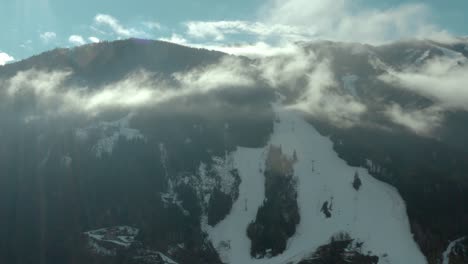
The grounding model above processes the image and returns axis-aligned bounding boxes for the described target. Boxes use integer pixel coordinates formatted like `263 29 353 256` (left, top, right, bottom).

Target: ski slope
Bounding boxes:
206 99 427 264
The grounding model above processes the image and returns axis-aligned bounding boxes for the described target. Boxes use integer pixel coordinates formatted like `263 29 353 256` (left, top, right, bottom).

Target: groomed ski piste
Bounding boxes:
205 95 427 264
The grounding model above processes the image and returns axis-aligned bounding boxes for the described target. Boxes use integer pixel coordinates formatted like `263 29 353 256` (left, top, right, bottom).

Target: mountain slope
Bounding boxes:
0 38 467 264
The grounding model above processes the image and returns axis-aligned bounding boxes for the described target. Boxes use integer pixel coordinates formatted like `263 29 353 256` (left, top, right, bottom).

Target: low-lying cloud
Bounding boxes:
254 47 367 127
291 60 367 127
2 56 258 117
384 104 443 136
174 57 255 91
2 47 368 128
380 57 468 111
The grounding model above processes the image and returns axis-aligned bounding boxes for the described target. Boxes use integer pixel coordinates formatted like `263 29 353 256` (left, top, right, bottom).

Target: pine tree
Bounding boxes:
353 171 362 191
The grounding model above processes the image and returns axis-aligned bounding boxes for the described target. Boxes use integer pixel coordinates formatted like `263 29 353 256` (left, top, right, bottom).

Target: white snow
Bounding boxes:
85 226 139 256
204 146 266 264
88 239 115 256
442 237 466 264
92 114 145 157
369 54 392 72
341 74 359 97
415 50 430 64
133 249 179 264
212 154 238 195
85 226 139 248
206 97 427 264
181 153 238 216
76 114 145 158
159 252 179 264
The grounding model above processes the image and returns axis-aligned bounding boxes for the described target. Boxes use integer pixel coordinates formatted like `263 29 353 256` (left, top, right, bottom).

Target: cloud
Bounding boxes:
242 46 367 127
6 69 71 97
20 40 33 50
261 0 452 44
185 20 302 41
81 72 161 112
189 41 301 58
3 57 257 116
257 46 313 87
159 34 187 45
40 31 57 43
94 14 148 38
291 59 367 127
69 35 86 46
384 103 443 136
183 0 454 46
173 57 255 91
1 45 368 129
379 56 468 111
4 69 160 115
143 21 161 30
0 52 14 66
88 36 100 43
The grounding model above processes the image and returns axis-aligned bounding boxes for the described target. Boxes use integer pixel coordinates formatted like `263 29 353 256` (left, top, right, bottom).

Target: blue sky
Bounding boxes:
1 0 467 64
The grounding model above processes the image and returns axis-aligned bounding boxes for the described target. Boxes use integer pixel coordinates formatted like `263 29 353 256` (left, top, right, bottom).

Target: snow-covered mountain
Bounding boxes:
0 38 467 264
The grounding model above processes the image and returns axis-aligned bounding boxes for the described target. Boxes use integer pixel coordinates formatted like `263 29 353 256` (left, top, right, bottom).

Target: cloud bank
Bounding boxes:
380 57 468 111
1 56 257 117
292 60 367 127
384 104 443 135
1 49 365 128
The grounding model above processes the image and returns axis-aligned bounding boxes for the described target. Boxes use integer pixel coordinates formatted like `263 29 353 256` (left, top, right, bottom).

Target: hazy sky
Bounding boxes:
0 0 467 64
